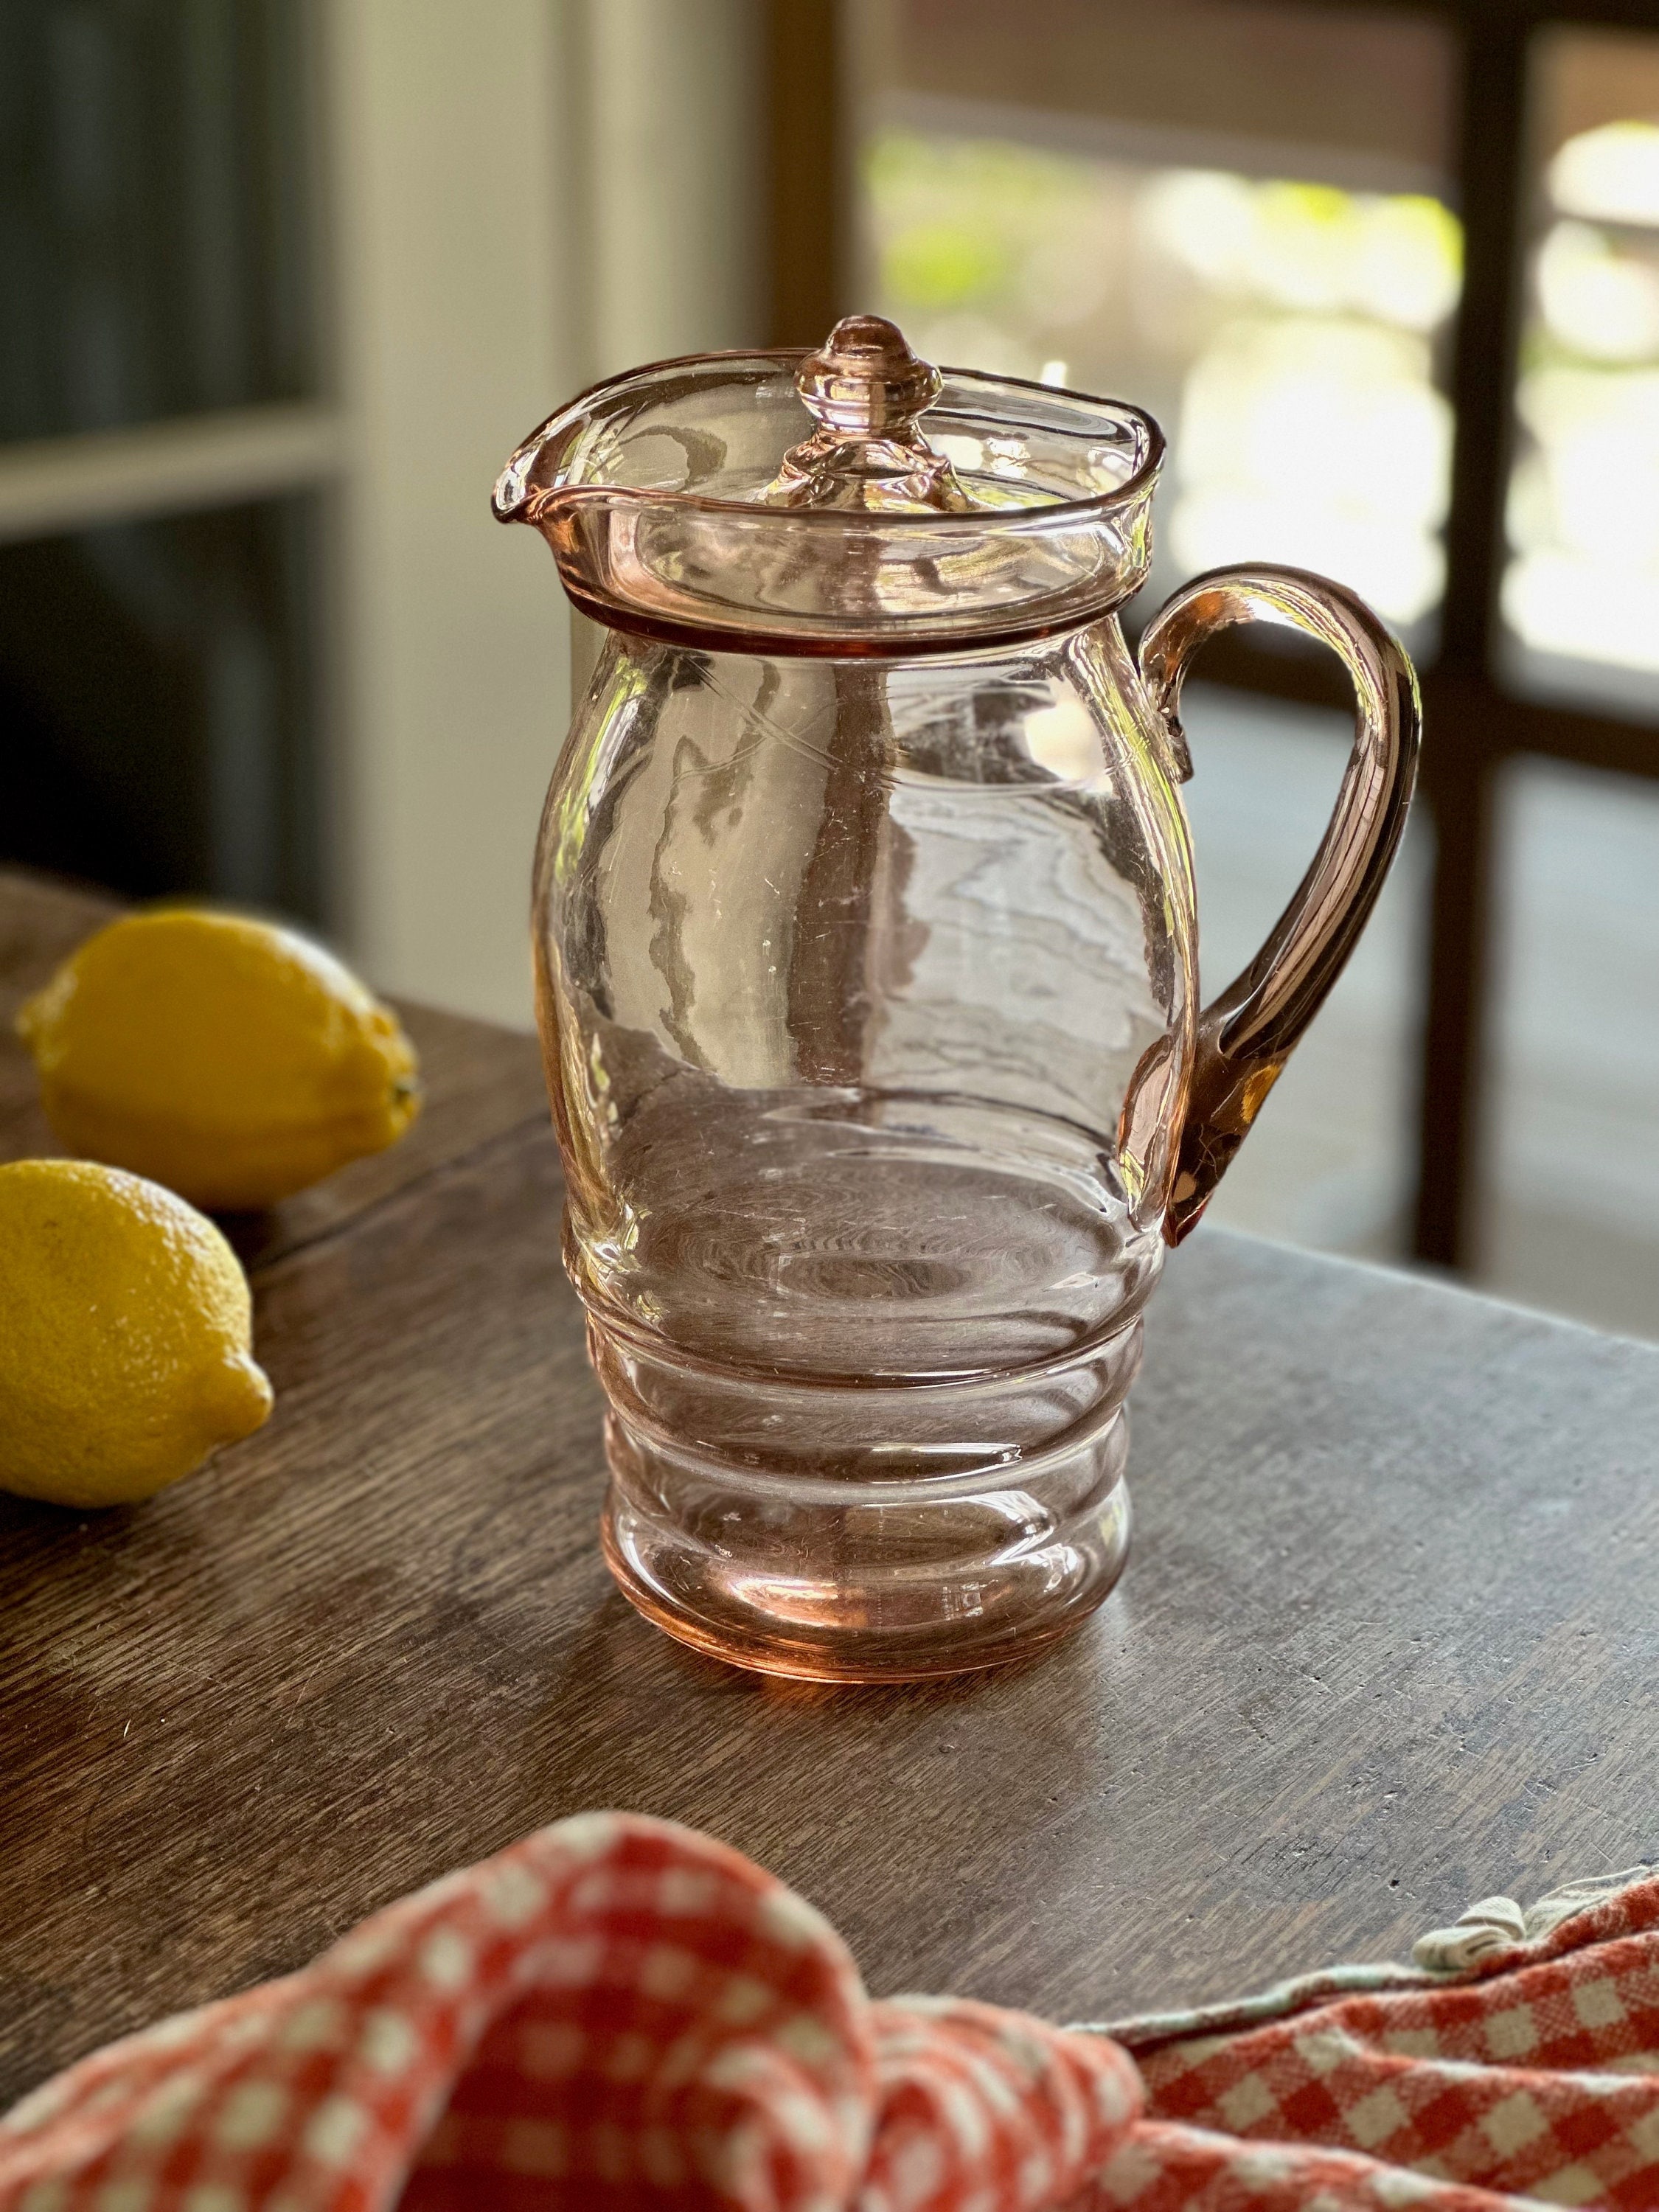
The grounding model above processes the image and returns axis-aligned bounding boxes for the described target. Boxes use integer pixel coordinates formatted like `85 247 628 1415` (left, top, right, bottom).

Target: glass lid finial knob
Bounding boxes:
765 314 973 512
794 314 942 437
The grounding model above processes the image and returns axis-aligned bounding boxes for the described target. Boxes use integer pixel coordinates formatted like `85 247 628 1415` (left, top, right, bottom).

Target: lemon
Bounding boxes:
17 909 420 1211
0 1160 273 1507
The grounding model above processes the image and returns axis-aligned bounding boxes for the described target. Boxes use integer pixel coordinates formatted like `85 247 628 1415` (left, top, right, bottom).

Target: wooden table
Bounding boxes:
4 866 1658 2108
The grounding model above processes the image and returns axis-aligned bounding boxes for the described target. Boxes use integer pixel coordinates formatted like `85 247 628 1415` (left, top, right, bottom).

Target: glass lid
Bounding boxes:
493 315 1165 656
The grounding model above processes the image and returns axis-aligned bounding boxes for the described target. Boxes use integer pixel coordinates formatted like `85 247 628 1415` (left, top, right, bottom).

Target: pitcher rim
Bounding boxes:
492 345 1166 532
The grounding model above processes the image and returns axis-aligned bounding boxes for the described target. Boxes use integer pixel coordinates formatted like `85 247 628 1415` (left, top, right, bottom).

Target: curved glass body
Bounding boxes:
505 324 1420 1680
535 620 1190 1675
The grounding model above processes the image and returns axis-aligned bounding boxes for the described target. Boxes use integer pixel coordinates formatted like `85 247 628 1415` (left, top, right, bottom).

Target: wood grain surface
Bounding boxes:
3 868 1658 2107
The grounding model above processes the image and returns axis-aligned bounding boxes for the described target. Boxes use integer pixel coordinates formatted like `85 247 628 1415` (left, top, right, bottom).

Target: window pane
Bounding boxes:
0 497 321 919
1485 759 1659 1340
1180 683 1428 1259
0 0 316 442
850 0 1460 638
1503 27 1659 712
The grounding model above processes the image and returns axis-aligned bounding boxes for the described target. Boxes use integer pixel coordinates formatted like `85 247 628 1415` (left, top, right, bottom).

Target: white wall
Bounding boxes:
325 0 765 1027
586 0 766 379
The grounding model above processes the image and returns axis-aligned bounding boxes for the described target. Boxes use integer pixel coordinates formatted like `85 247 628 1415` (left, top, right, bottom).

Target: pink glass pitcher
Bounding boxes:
495 316 1419 1682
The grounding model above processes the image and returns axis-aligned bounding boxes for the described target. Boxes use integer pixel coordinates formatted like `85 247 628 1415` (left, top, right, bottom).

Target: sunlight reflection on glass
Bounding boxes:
1024 695 1102 781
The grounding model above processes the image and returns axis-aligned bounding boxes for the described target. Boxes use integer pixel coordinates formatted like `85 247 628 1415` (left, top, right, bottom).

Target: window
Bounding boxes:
1488 758 1659 1338
1503 27 1659 712
0 0 327 917
0 1 585 1023
858 129 1460 637
0 498 319 910
849 0 1459 633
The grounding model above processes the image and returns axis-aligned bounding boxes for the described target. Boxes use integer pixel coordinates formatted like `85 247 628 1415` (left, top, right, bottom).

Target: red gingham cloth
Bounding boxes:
2 1812 1656 2211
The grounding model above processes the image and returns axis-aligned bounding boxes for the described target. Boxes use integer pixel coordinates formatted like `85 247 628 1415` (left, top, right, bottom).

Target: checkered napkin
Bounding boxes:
1 1814 1655 2211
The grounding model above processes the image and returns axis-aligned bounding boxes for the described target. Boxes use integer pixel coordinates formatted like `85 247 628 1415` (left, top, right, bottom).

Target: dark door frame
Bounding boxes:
765 0 1659 1273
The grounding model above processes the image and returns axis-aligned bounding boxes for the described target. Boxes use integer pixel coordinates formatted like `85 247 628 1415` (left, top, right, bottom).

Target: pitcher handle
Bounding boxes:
1138 563 1422 1245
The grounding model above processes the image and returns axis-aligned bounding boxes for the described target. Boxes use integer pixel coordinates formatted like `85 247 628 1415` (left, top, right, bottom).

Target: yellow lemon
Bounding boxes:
17 909 420 1211
0 1160 273 1507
